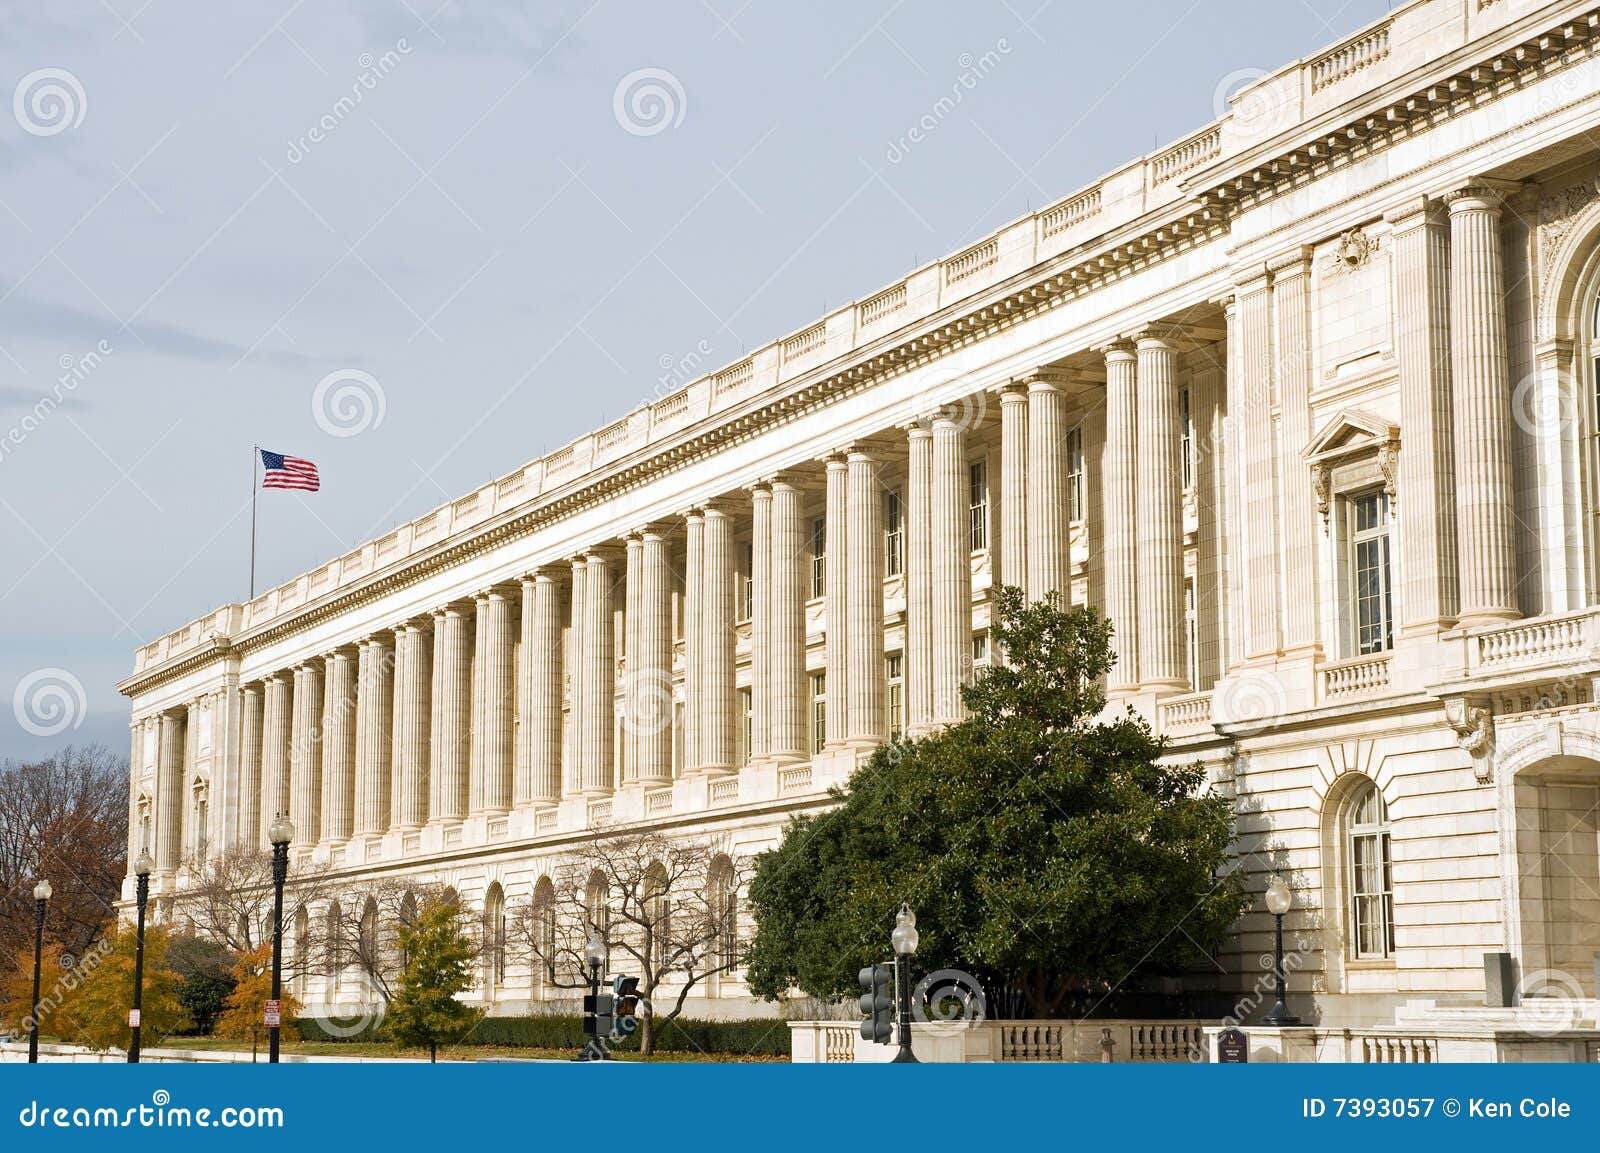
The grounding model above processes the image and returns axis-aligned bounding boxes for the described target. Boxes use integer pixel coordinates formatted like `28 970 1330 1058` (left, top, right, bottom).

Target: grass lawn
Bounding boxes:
156 1036 786 1063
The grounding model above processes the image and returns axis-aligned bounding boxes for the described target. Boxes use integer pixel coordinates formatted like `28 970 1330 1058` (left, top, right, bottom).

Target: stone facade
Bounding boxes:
121 0 1600 1026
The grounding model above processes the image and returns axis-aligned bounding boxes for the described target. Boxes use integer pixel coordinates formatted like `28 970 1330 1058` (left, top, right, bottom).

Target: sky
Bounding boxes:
0 0 1396 762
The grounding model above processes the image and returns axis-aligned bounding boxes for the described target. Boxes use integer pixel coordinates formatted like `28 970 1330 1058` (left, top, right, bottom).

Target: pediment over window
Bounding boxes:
1303 409 1398 526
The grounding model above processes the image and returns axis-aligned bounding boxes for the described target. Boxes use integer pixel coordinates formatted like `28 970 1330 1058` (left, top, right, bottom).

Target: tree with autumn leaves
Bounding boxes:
384 894 481 1062
214 943 301 1062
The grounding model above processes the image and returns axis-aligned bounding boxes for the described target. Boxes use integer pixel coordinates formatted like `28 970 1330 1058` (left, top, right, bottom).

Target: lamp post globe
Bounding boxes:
582 933 606 972
1262 876 1301 1027
28 878 52 1063
129 851 154 1063
267 814 294 1064
890 903 920 1064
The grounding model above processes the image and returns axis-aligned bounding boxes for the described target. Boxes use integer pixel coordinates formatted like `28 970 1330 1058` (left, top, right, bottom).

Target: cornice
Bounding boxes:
122 3 1600 701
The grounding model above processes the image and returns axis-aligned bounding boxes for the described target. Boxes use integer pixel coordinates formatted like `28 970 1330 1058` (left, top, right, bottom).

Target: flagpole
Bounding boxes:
249 445 259 601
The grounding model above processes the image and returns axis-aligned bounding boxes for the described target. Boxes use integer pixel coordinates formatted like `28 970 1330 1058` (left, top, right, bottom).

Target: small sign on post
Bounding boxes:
264 1000 282 1029
1215 1027 1249 1064
127 1008 141 1028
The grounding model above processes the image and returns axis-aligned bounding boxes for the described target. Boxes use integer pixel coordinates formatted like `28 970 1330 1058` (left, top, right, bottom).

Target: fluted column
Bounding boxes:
521 572 565 803
1102 340 1139 691
237 684 263 851
1234 269 1281 659
566 558 588 796
354 635 394 836
636 529 675 782
768 476 808 761
680 519 701 772
1270 250 1319 654
701 506 736 774
750 485 773 763
289 662 323 839
320 648 357 844
1447 184 1520 625
932 411 971 725
432 607 470 822
824 454 850 746
583 551 618 793
1388 197 1460 634
999 384 1028 592
155 708 187 874
903 426 933 733
468 594 489 812
474 588 515 814
846 449 886 745
390 622 432 830
622 535 644 782
261 675 292 844
1135 330 1186 690
1026 373 1071 600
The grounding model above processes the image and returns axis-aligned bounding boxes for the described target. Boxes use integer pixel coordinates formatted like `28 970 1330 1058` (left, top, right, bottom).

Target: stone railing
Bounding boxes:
1321 652 1392 701
1357 1033 1436 1063
857 283 907 327
793 1019 1211 1063
944 237 999 284
1158 691 1214 738
714 358 755 395
1150 126 1221 186
1039 186 1102 238
778 765 813 794
1475 612 1590 670
1311 21 1391 92
781 323 826 363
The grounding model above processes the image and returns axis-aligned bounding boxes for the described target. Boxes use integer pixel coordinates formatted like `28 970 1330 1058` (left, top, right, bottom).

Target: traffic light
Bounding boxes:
583 990 614 1038
612 975 641 1019
858 964 894 1044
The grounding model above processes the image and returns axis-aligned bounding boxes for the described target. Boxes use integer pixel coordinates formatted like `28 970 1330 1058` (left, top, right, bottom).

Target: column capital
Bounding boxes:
844 443 880 462
1133 323 1185 350
1096 337 1137 362
1442 178 1526 214
1383 194 1447 232
1008 367 1073 392
763 469 810 490
995 380 1030 404
1264 245 1313 280
584 544 626 564
902 419 934 440
1228 261 1271 295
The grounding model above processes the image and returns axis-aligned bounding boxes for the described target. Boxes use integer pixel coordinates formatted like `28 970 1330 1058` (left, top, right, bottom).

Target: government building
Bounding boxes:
120 0 1600 1039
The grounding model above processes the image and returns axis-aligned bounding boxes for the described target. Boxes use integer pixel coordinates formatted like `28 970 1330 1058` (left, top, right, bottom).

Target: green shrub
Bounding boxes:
290 1013 789 1056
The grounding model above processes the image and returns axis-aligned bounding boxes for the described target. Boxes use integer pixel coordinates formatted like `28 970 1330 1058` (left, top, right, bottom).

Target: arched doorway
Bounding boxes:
1512 754 1600 997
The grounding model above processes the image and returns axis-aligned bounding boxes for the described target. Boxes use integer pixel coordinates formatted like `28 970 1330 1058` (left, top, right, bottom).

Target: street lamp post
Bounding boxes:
129 851 153 1064
890 903 920 1064
267 815 295 1065
1262 876 1301 1027
577 933 607 1062
28 878 52 1063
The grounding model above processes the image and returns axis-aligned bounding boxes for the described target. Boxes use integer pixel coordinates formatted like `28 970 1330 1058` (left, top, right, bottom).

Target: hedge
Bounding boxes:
292 1014 790 1057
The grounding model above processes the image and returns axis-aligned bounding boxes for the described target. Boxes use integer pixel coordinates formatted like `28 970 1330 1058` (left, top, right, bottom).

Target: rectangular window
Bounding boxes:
672 702 684 778
810 673 827 754
1184 579 1198 690
1066 426 1084 523
810 517 827 599
739 542 754 621
971 632 989 669
886 654 904 740
1179 386 1194 490
739 688 753 766
968 460 989 552
1350 491 1394 656
884 489 904 577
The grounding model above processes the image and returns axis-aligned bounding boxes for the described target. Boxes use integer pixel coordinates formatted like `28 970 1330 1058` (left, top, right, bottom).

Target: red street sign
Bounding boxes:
264 999 282 1028
127 1009 141 1028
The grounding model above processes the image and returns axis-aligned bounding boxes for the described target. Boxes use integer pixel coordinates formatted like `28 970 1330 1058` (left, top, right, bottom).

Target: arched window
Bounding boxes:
359 896 379 973
397 892 417 969
325 901 343 985
483 883 506 996
1343 781 1394 960
293 907 311 996
531 876 556 996
584 869 610 966
708 854 738 972
644 863 670 971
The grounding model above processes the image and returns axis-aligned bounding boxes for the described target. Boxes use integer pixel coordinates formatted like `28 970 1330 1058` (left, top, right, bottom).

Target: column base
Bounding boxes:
1456 608 1521 630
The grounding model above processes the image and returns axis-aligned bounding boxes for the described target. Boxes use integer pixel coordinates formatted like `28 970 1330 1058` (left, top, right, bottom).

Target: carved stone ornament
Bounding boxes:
1326 227 1378 274
1536 177 1600 263
1442 696 1494 784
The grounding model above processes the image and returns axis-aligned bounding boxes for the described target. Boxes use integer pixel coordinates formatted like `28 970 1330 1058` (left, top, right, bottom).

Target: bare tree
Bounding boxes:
509 828 748 1056
0 746 128 971
325 877 459 1007
167 849 332 984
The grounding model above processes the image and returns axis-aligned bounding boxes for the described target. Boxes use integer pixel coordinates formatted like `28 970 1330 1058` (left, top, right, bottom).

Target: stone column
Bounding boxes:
1083 394 1107 615
824 453 850 746
750 484 773 762
622 534 644 783
1234 269 1281 660
432 607 471 822
289 662 323 839
1270 250 1319 655
1387 197 1460 634
566 558 588 795
846 448 885 745
1026 373 1071 600
354 635 394 836
636 529 675 782
768 476 808 762
1102 340 1140 691
521 572 565 804
475 588 516 814
261 675 292 843
1135 329 1186 690
701 505 736 774
903 425 933 733
468 594 489 813
391 622 432 830
321 648 357 844
1191 364 1226 688
932 411 971 724
237 684 263 851
999 384 1028 593
583 551 618 793
681 517 701 771
155 708 187 874
424 614 443 820
1447 184 1520 625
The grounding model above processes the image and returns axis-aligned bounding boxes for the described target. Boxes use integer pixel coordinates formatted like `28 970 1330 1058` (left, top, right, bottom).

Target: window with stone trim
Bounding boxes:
738 687 752 765
1343 780 1395 960
484 882 506 995
810 672 827 754
1066 426 1085 523
1349 490 1394 656
884 488 904 577
968 460 989 552
810 516 827 598
1183 579 1198 690
739 541 754 620
1179 386 1194 490
885 654 903 740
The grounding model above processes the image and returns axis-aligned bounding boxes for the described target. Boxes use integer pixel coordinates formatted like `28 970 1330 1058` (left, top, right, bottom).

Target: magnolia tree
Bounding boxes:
510 829 748 1056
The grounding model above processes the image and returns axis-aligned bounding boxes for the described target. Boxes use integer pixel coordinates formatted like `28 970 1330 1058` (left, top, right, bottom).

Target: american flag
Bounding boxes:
259 449 321 492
